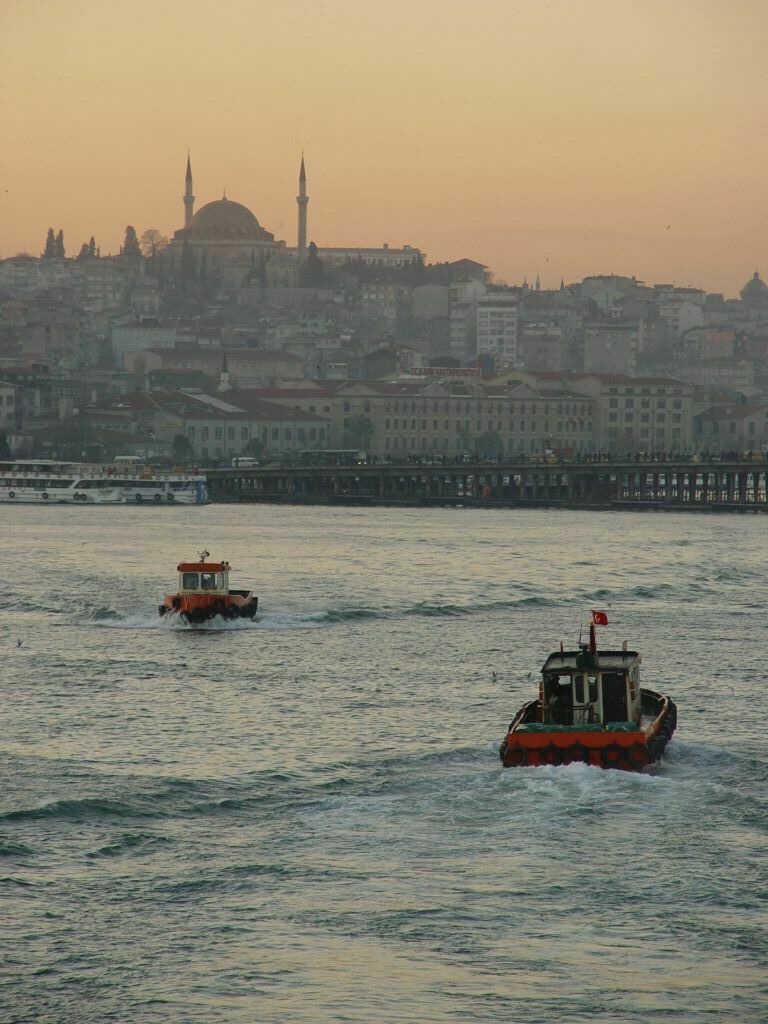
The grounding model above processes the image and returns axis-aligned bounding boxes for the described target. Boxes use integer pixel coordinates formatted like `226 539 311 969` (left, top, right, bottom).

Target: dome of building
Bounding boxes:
740 270 768 304
187 197 272 240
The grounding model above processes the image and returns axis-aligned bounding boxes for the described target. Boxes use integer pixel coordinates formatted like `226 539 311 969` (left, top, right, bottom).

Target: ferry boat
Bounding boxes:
159 551 258 624
0 460 208 505
499 612 677 771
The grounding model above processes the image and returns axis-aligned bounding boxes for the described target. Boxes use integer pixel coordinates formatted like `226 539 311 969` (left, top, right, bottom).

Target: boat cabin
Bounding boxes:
540 649 642 726
177 560 231 596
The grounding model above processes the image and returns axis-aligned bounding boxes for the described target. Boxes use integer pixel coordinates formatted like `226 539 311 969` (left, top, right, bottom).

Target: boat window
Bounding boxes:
200 572 217 589
182 572 199 589
588 675 599 702
573 673 585 704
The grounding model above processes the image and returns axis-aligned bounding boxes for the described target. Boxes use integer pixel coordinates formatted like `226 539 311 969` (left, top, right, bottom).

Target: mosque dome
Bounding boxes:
187 197 272 240
740 270 768 304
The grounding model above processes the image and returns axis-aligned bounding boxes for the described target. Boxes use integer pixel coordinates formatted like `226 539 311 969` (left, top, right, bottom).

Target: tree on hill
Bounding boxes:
139 228 168 258
88 236 97 258
42 228 56 258
121 225 141 259
179 240 196 286
54 230 65 258
301 241 325 287
76 242 89 261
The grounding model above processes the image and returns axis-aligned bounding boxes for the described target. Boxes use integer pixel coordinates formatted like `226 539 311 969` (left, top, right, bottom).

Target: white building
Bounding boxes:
317 244 424 268
476 295 518 368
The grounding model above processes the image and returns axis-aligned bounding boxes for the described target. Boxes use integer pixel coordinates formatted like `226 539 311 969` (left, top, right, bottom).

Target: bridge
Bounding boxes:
206 458 768 512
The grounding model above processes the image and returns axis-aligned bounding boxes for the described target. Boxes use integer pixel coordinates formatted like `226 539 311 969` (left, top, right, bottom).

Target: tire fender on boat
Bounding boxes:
626 744 648 768
601 744 624 767
8 491 14 498
545 745 567 766
41 492 48 499
504 746 528 767
565 743 589 764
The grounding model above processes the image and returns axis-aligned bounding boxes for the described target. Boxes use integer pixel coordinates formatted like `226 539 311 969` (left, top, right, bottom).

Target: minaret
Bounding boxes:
296 154 308 264
184 153 195 230
218 351 231 393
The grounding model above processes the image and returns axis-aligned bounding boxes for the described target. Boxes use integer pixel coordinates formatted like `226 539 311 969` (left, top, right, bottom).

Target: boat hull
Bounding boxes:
500 691 677 771
158 591 258 625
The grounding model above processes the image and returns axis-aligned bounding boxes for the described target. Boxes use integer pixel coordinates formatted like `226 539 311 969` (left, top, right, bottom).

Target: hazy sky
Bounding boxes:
1 0 766 294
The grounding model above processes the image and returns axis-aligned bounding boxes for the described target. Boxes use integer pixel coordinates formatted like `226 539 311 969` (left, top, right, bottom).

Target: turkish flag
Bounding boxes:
592 610 608 626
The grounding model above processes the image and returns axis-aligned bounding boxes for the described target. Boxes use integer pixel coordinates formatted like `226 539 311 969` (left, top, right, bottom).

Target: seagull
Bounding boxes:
666 225 671 230
17 639 23 647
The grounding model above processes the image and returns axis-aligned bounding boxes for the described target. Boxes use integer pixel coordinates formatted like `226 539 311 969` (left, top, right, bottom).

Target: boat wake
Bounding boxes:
89 609 327 631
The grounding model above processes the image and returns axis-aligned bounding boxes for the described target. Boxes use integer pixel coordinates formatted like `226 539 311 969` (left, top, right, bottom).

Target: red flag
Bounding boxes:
591 610 608 626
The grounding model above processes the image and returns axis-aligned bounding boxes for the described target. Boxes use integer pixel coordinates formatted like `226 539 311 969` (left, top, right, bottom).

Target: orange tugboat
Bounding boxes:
158 550 258 625
499 612 677 771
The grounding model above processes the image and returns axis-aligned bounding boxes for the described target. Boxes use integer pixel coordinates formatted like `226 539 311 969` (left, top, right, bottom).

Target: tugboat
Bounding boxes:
158 551 258 625
499 611 677 771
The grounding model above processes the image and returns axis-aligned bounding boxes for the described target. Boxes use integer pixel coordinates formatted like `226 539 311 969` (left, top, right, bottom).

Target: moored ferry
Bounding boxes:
0 460 208 505
499 612 677 771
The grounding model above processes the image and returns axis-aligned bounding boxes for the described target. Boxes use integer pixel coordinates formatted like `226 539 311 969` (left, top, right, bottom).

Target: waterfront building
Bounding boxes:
571 374 694 453
695 402 768 454
330 377 595 457
79 388 329 462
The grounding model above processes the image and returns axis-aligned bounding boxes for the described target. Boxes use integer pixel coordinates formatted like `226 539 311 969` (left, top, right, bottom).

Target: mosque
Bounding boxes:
167 155 423 288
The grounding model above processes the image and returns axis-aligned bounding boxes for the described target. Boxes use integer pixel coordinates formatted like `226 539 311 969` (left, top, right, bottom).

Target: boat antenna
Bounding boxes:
198 549 210 562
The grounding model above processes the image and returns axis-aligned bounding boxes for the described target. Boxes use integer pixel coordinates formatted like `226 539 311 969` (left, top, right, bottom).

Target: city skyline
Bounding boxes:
1 0 767 295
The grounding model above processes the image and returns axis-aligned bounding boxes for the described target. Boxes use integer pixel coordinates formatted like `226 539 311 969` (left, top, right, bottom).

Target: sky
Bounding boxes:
1 0 766 295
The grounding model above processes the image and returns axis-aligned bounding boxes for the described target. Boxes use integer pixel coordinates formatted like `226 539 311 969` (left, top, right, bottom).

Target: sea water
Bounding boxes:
1 504 766 1023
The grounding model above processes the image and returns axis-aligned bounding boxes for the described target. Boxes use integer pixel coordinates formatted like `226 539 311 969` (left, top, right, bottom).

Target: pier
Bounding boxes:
206 458 768 512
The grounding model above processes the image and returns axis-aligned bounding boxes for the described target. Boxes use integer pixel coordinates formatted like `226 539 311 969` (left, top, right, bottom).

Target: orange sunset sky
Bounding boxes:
1 0 766 295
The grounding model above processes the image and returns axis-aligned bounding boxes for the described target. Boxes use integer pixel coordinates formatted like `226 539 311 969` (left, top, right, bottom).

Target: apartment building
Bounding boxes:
476 295 518 369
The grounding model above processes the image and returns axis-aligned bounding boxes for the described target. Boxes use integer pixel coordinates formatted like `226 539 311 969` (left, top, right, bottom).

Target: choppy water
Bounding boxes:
1 504 766 1023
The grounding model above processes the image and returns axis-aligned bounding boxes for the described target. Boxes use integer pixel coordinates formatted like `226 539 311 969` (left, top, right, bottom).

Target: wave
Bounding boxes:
316 595 559 623
0 797 160 824
312 607 381 623
0 838 34 857
85 832 173 859
0 876 35 888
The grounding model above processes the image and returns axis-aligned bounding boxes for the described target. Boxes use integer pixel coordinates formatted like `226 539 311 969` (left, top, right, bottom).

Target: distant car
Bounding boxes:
231 457 259 468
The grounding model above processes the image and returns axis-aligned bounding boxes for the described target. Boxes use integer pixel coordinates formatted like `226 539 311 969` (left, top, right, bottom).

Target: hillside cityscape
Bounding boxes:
1 155 767 466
